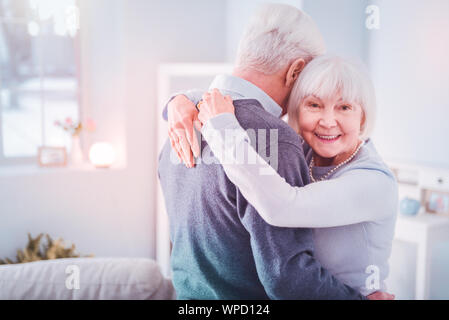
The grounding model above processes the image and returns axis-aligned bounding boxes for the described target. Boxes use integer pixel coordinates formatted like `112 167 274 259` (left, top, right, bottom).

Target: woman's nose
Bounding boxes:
318 110 337 128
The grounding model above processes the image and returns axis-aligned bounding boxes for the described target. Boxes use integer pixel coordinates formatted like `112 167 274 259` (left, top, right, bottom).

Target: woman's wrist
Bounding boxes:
169 95 198 112
202 113 240 133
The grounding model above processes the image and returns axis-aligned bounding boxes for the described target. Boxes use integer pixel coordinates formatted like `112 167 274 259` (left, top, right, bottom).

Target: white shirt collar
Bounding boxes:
208 74 283 118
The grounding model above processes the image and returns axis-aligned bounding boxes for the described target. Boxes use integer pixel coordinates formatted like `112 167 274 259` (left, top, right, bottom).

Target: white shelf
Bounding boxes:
394 213 449 299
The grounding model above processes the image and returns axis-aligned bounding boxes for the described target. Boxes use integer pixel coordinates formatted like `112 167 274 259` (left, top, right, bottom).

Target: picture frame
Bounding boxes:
38 147 68 167
422 189 449 216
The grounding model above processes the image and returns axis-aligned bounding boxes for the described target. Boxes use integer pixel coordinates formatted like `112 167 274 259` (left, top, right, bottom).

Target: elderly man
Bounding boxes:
158 4 366 300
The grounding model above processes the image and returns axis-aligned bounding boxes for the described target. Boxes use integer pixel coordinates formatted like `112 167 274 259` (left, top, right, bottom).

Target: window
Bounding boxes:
0 0 80 163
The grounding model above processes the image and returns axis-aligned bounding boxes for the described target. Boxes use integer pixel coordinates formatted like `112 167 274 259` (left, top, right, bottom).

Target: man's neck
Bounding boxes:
232 68 288 116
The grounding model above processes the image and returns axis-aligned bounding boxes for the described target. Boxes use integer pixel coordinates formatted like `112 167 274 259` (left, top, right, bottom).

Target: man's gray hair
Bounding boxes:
235 3 326 75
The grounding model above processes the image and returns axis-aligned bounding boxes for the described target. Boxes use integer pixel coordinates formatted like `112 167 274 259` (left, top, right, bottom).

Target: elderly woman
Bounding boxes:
166 55 398 297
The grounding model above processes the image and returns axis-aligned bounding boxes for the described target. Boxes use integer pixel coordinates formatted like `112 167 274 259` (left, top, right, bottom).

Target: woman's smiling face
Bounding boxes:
298 93 365 167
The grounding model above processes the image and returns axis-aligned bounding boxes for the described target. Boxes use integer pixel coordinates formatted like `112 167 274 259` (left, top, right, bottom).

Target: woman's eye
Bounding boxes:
308 103 319 108
341 105 352 111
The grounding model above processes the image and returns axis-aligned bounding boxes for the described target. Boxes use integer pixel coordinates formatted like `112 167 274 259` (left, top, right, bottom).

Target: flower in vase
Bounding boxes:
54 117 96 137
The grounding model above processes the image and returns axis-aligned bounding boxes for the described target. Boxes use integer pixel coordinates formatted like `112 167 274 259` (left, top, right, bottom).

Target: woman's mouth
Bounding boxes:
314 133 341 143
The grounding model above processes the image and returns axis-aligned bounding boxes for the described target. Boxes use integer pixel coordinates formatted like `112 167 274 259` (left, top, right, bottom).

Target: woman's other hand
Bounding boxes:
198 88 235 125
366 291 395 300
167 95 202 168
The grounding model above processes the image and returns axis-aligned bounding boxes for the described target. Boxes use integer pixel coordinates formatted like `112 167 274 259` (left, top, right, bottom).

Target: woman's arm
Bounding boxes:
202 113 398 228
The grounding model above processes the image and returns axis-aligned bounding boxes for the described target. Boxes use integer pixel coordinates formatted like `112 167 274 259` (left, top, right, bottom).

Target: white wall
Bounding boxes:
302 0 370 61
369 0 449 169
368 0 449 299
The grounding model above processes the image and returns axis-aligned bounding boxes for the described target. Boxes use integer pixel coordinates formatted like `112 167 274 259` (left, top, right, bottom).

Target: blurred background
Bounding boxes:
0 0 448 299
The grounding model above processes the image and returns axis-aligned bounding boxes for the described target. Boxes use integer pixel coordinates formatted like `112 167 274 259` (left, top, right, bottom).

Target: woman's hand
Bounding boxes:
198 88 235 125
167 95 202 168
366 291 395 300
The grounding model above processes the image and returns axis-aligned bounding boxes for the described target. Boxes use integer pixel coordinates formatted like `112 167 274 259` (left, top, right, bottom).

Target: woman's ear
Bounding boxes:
285 58 305 87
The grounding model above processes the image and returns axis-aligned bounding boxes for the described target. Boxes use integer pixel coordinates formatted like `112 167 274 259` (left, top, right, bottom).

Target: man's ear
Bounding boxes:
285 58 306 87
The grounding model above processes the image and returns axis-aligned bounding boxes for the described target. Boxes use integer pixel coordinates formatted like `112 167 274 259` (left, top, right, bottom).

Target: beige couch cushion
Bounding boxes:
0 257 175 300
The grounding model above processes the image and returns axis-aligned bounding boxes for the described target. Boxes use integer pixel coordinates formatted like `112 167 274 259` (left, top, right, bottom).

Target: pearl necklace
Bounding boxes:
309 140 365 183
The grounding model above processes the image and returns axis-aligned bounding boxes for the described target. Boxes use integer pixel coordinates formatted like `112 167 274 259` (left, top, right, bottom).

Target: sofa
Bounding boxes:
0 257 176 300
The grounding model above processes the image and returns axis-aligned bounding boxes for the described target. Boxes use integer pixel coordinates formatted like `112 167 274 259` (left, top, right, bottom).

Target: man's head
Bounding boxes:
233 3 326 114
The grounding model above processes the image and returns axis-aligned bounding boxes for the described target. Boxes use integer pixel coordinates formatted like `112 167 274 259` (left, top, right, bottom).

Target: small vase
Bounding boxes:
70 135 84 166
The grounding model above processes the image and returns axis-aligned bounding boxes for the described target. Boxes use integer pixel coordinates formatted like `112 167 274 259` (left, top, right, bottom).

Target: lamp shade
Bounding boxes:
89 142 116 168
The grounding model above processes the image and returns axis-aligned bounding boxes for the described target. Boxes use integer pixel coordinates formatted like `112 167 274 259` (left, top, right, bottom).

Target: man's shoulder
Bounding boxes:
233 99 301 148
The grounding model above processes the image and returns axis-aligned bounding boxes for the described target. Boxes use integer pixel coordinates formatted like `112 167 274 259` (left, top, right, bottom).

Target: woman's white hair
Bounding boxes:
235 3 326 75
287 55 377 140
